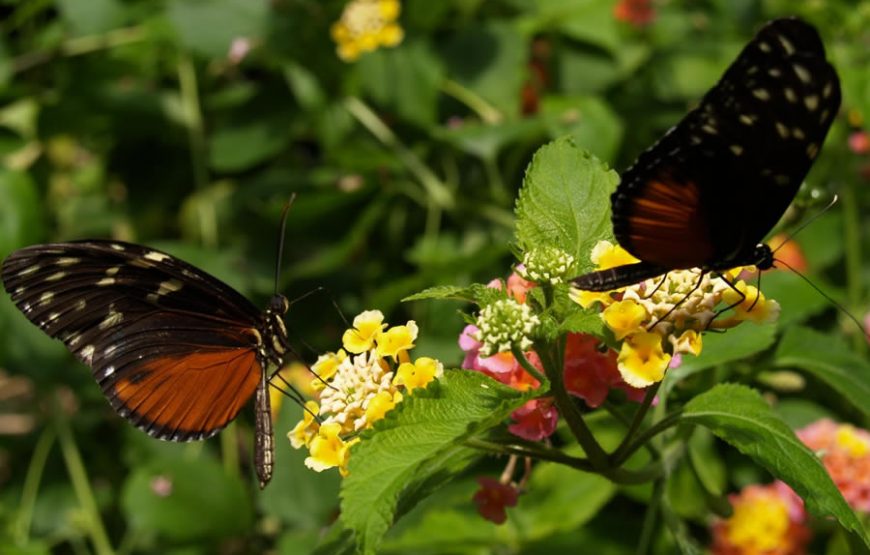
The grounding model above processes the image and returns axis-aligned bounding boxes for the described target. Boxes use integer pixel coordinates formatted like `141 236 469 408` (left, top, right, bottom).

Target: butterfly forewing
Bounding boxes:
1 240 267 441
611 17 840 270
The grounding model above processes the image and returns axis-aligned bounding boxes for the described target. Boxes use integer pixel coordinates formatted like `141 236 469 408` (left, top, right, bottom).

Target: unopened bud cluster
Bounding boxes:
518 245 576 285
475 299 540 356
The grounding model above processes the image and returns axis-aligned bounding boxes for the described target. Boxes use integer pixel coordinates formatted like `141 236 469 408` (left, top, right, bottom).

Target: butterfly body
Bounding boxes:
574 17 840 292
1 240 288 487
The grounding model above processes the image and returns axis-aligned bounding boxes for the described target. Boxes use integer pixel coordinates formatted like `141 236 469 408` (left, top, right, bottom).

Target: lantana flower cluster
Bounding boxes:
289 310 443 475
331 0 404 62
570 240 781 388
797 419 870 513
462 271 646 443
711 481 810 555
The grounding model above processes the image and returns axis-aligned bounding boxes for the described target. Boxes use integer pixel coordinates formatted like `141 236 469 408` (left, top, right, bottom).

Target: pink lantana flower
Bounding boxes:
562 333 647 407
797 419 870 512
508 398 559 441
472 476 519 524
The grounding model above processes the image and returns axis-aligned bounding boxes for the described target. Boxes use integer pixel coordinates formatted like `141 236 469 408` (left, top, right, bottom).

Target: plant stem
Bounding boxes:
615 410 685 465
12 26 148 73
536 343 609 470
465 437 592 471
439 79 502 124
610 382 662 465
177 55 210 193
343 96 454 209
636 479 664 555
54 394 114 555
15 427 56 545
510 345 547 386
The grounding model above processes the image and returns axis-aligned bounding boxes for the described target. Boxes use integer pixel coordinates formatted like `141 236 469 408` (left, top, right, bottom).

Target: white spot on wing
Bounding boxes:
777 34 795 54
39 292 54 306
104 366 115 378
81 345 95 365
76 299 87 311
144 251 170 263
157 279 184 296
804 95 818 111
20 265 40 276
758 41 772 53
768 67 782 77
739 114 756 126
784 87 797 104
99 309 123 330
47 312 60 322
105 267 120 276
806 143 819 158
775 122 790 138
792 63 811 84
823 82 834 98
97 277 116 286
57 257 80 266
752 88 771 101
793 127 805 140
730 144 744 156
110 244 125 251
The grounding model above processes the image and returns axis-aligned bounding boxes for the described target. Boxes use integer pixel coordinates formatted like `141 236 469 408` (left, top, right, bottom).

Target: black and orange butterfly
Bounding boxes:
573 17 840 291
1 239 291 488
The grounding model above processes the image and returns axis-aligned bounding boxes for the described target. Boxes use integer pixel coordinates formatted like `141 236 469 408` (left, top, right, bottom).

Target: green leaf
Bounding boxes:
683 384 868 546
664 323 777 393
541 95 624 164
168 0 268 58
121 454 253 542
341 370 536 555
56 0 124 35
773 327 870 420
403 283 502 305
0 169 42 259
209 121 291 173
515 137 618 272
559 306 604 336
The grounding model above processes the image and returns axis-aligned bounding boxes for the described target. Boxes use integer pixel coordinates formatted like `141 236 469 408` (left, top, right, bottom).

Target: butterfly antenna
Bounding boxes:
771 195 838 253
274 193 297 295
775 258 868 339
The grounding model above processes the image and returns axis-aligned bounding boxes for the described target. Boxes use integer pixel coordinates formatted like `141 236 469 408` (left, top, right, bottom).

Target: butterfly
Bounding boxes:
1 240 290 488
573 17 841 292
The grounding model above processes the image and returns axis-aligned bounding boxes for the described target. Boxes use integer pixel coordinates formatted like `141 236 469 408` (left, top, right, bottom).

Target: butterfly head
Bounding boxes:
751 244 775 271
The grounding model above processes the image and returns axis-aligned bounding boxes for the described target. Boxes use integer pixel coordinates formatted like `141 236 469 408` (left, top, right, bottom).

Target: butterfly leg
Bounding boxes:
642 273 669 299
705 272 751 329
646 270 706 332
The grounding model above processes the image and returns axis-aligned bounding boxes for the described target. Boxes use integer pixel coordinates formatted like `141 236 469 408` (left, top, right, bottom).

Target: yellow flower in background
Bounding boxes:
288 401 320 449
311 349 348 390
394 357 443 392
331 0 404 62
617 332 671 388
602 299 648 340
376 321 418 360
342 310 387 353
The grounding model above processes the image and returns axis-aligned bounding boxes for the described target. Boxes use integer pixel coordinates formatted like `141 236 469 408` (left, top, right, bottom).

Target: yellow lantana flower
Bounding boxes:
311 349 347 390
590 240 639 270
342 310 387 353
617 332 671 388
305 422 354 474
602 299 648 340
365 390 403 424
376 321 418 360
669 329 702 357
721 281 781 324
394 357 443 392
331 0 404 62
288 401 320 449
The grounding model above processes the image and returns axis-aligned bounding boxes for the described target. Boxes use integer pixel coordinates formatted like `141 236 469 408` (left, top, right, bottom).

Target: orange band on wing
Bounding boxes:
112 348 261 438
625 178 714 268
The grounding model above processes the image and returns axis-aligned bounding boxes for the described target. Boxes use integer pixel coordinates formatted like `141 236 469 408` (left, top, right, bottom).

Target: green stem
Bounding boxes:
483 155 509 206
465 437 593 471
536 343 609 470
12 26 148 73
177 55 210 193
614 410 684 465
54 395 114 555
841 181 866 352
510 345 548 386
610 382 661 465
15 427 56 545
343 96 454 209
635 479 664 555
439 79 502 124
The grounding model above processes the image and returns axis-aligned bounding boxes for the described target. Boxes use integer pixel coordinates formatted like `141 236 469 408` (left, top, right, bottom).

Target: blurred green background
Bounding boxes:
1 0 868 553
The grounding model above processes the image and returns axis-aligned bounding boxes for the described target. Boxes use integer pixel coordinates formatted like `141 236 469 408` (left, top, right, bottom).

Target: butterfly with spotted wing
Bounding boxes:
1 239 291 488
573 17 841 292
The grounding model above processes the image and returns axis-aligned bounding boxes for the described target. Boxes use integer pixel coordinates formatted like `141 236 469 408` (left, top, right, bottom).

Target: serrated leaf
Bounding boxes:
515 138 617 273
683 384 868 546
341 370 537 555
663 323 777 394
403 283 504 306
773 327 870 420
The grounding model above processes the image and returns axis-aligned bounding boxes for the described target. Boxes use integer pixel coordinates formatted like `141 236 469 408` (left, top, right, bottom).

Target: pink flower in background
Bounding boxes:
797 419 870 512
614 0 655 26
228 37 253 64
711 481 810 555
849 130 870 154
472 476 519 524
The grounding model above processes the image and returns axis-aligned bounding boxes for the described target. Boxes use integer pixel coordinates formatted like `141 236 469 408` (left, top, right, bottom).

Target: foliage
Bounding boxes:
1 1 869 554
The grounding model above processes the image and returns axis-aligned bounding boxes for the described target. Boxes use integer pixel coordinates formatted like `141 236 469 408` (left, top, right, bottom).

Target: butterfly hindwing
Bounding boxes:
1 240 266 440
612 17 840 270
